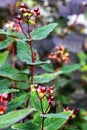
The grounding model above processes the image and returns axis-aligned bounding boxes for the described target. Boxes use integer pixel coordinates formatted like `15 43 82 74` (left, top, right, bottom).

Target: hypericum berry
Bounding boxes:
17 15 21 20
47 88 50 93
26 9 31 13
48 53 56 59
20 2 26 12
20 2 26 8
34 84 39 89
33 8 40 17
48 96 55 106
40 87 46 93
50 95 55 101
48 98 51 104
2 93 8 100
0 93 8 114
16 15 22 24
50 85 54 90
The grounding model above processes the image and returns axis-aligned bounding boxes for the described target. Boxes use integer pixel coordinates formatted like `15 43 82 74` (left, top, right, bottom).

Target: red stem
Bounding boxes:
27 16 34 84
11 44 15 100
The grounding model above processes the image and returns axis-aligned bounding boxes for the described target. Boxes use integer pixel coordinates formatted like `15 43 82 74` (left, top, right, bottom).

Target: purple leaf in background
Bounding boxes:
0 0 15 7
58 0 87 17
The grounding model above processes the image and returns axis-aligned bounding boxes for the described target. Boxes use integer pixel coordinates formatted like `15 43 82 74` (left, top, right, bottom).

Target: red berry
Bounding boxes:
17 15 21 20
47 88 50 93
50 85 54 90
26 9 31 13
50 95 54 101
34 84 38 89
48 98 51 104
3 93 8 100
40 87 46 93
20 2 26 8
33 8 40 17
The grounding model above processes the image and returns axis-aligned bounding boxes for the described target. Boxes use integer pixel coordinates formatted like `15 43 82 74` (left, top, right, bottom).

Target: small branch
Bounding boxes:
19 23 28 39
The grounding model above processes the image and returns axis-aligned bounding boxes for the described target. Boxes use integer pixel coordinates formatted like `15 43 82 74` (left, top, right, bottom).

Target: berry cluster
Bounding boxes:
0 93 8 114
15 2 40 30
34 84 55 106
64 106 80 119
49 45 69 69
20 2 40 17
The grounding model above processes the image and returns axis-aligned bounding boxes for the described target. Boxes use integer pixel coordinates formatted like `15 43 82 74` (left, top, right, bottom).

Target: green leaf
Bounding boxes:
0 51 9 67
56 95 74 105
31 23 57 40
40 64 54 73
0 64 28 82
0 89 19 94
41 110 73 119
17 40 50 65
15 82 29 89
12 120 40 130
84 116 87 121
57 77 70 87
33 72 59 84
34 64 81 84
60 64 82 74
0 108 35 129
17 40 32 63
0 37 14 50
44 111 73 130
0 79 11 88
0 29 26 40
7 93 30 111
33 112 42 126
